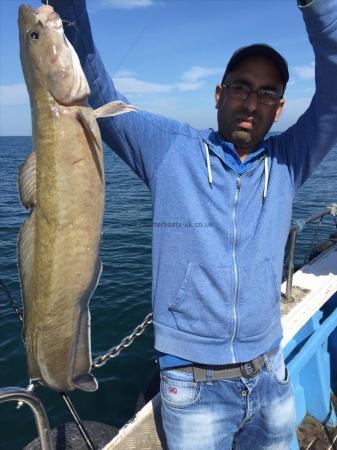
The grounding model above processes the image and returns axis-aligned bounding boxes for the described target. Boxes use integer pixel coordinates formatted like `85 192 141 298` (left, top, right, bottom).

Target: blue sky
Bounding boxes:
0 0 315 136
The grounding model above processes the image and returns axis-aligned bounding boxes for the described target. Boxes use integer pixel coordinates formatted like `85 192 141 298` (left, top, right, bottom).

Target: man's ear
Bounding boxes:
274 98 285 122
215 84 223 109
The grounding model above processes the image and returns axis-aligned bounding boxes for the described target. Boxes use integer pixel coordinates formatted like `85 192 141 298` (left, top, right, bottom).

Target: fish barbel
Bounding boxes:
18 4 135 392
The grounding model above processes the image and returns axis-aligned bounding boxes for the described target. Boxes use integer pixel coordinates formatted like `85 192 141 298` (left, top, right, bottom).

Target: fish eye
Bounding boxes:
30 31 39 40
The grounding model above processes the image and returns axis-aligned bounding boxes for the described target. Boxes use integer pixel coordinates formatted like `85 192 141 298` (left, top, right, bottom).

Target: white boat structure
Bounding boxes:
1 206 337 450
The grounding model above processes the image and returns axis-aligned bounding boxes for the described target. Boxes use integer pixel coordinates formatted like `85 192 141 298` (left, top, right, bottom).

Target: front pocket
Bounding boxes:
237 259 280 339
160 369 201 408
270 349 290 385
169 263 232 339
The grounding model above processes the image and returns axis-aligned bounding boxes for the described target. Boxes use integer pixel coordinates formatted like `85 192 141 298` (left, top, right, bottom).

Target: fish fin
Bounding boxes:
73 373 98 392
18 213 36 342
72 258 102 390
77 110 100 149
18 212 42 381
94 100 137 119
18 152 36 209
76 110 104 183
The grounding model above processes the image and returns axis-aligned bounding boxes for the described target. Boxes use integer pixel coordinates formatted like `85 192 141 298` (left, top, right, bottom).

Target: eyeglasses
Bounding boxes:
222 83 282 106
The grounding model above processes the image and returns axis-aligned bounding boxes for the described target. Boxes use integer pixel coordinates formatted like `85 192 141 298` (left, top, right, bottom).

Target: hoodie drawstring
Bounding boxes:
263 156 269 200
204 142 213 186
204 141 268 199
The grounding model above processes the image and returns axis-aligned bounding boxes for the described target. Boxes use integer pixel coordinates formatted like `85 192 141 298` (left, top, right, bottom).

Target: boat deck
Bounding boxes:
297 394 337 450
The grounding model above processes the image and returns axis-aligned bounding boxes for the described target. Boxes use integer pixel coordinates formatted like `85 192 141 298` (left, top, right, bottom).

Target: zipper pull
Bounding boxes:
236 177 241 190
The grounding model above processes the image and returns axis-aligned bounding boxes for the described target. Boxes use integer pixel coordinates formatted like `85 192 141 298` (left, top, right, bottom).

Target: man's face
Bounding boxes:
215 56 285 155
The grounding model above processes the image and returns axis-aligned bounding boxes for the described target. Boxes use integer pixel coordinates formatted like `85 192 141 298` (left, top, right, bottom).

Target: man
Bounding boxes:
50 0 337 448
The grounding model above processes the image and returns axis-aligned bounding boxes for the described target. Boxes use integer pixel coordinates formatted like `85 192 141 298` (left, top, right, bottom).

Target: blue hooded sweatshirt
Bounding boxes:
53 0 337 364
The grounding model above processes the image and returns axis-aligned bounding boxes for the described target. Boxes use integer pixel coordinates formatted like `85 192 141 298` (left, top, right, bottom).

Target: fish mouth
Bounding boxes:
19 3 61 30
18 4 34 27
35 4 62 29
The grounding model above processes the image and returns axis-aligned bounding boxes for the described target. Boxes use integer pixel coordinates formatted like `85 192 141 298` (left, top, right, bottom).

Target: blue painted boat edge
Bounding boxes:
284 292 337 449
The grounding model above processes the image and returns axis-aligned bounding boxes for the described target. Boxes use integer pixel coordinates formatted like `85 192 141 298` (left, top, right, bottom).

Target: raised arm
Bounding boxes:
273 0 337 191
48 0 185 187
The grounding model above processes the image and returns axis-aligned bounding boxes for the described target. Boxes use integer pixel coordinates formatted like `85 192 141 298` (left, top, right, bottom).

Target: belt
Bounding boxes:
175 348 278 382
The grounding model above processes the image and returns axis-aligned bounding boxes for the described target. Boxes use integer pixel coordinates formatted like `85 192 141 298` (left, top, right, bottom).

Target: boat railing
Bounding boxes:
284 203 337 301
0 387 52 450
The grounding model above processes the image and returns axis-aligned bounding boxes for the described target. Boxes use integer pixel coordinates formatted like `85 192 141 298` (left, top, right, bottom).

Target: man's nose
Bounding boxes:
242 91 258 112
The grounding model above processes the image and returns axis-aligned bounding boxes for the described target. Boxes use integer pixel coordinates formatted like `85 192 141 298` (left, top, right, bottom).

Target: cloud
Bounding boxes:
293 61 315 80
114 75 173 94
137 94 217 130
97 0 156 9
176 81 205 92
177 66 223 91
0 83 28 106
114 69 137 78
180 66 223 83
113 65 223 95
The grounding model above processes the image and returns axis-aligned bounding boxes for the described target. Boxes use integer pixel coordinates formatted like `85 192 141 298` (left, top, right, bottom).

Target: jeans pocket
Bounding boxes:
160 369 201 409
270 349 290 385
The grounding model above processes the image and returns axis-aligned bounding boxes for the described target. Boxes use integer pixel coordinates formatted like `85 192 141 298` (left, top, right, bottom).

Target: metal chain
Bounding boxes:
92 312 153 369
1 274 153 371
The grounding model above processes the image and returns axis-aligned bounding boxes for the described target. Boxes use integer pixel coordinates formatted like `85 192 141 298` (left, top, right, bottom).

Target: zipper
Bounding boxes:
230 176 241 363
206 143 267 363
228 161 266 363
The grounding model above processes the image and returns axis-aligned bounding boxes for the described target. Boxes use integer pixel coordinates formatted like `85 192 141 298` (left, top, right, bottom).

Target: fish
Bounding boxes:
17 4 135 392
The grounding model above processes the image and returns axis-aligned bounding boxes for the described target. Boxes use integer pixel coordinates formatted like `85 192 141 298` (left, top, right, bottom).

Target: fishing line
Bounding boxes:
62 19 78 32
0 278 96 450
111 24 147 79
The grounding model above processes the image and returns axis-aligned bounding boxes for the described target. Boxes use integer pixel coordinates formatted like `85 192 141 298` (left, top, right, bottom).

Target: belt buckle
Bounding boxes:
240 361 258 379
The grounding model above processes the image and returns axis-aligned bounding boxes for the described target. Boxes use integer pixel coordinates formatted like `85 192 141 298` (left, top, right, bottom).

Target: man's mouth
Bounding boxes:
237 118 254 130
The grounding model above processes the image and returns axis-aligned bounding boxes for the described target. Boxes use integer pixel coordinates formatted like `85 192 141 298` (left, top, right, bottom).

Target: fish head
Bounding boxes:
18 4 90 106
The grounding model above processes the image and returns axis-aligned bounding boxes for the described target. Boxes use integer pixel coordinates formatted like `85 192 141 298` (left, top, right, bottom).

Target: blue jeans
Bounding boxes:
160 348 296 450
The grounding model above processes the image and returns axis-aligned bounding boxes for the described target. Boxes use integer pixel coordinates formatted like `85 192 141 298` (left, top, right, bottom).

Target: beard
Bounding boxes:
231 129 254 147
